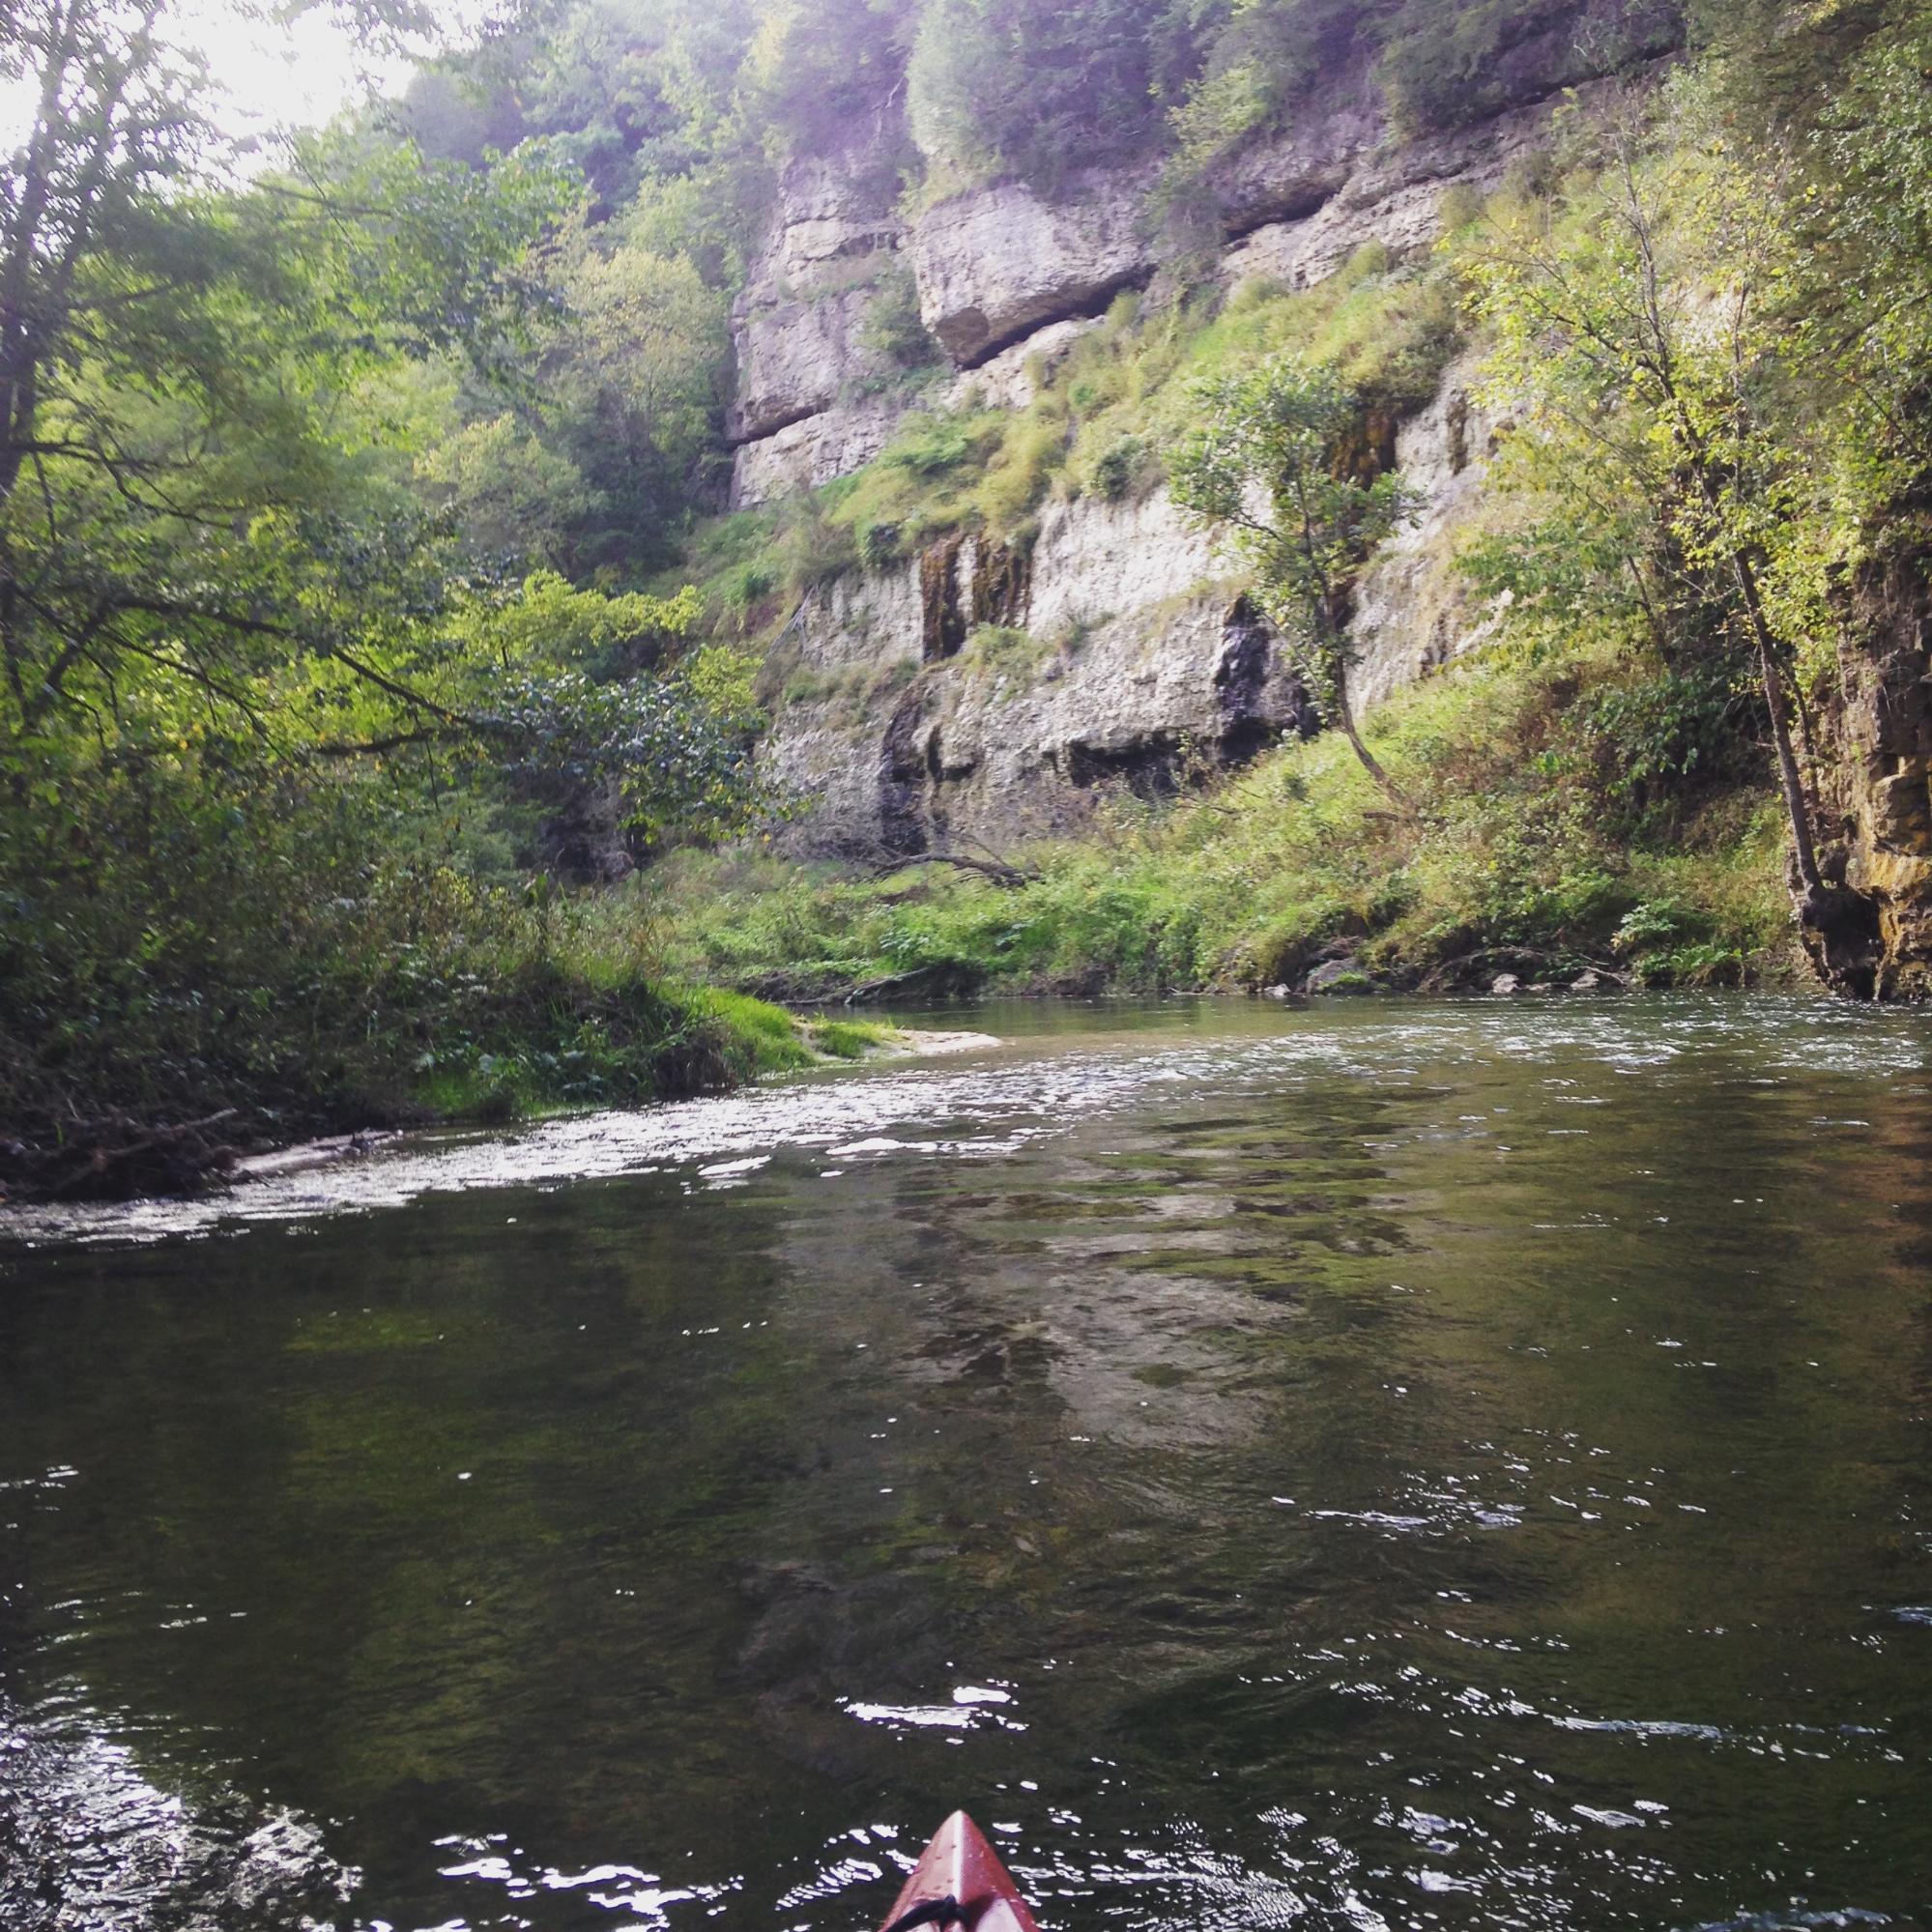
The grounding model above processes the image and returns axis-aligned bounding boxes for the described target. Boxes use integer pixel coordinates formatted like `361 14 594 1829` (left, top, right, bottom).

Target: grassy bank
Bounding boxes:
657 639 1802 1002
0 864 881 1202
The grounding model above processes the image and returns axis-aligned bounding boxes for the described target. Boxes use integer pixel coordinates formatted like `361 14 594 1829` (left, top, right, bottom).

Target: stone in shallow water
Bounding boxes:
1306 959 1381 995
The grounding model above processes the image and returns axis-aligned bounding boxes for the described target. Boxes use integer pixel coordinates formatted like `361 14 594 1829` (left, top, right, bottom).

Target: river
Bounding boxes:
2 995 1928 1930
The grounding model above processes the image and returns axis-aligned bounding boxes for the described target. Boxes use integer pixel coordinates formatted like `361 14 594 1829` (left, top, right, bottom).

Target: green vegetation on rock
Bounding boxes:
10 0 1932 1197
656 638 1798 1000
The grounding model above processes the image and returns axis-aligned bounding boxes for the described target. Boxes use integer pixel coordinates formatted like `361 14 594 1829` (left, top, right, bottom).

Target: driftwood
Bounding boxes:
879 851 1039 888
841 960 988 1006
865 836 1040 890
0 1110 243 1203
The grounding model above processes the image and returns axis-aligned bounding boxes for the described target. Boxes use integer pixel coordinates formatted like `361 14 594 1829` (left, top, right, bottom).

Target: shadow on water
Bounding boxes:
2 995 1930 1929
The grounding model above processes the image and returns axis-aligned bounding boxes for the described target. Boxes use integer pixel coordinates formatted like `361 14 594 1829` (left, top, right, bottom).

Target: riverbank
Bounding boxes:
0 995 987 1207
0 643 1811 1205
656 643 1807 1006
0 874 888 1204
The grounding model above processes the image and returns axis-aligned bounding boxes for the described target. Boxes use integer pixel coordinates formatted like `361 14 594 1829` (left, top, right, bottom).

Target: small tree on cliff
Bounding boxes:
1171 354 1419 813
1464 100 1847 930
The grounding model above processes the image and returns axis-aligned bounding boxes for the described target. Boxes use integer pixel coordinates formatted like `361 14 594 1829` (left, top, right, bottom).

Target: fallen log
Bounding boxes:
1 1110 244 1204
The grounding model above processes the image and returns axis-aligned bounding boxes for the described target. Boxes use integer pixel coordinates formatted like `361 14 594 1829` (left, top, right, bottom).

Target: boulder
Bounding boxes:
910 175 1153 367
1307 959 1381 995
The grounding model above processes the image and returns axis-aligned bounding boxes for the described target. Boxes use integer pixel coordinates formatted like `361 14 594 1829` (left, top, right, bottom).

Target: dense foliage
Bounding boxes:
10 0 1932 1188
0 0 787 1186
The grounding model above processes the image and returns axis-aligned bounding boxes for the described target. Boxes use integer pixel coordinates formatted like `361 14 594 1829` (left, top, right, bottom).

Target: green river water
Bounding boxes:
1 995 1928 1930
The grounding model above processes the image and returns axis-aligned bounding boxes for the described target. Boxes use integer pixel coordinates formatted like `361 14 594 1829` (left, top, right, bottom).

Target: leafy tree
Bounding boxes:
1818 0 1932 477
1171 353 1418 811
547 237 731 565
908 0 1201 189
746 0 918 159
1464 95 1852 925
1685 0 1888 129
516 0 750 209
0 0 780 1159
1376 0 1682 132
0 0 577 782
432 573 764 845
417 412 600 564
395 62 532 169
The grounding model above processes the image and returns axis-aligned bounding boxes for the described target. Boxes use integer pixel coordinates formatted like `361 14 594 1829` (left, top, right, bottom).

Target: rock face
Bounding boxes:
1350 349 1511 710
759 326 1507 854
728 117 926 508
731 394 908 507
730 289 888 446
722 7 1678 855
909 174 1154 366
1811 529 1932 997
763 486 1324 854
946 318 1101 414
1218 79 1612 294
725 3 1675 504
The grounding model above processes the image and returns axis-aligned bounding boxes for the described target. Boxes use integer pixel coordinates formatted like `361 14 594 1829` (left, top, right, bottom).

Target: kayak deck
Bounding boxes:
876 1811 1042 1932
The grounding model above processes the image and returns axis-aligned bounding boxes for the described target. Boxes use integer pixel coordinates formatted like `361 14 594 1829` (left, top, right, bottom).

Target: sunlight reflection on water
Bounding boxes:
2 995 1928 1932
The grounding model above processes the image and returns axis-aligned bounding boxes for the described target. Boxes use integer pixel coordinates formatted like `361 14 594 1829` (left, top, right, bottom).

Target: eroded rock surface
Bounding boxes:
909 173 1154 367
732 395 908 509
727 115 923 505
1350 350 1511 710
1815 530 1932 996
764 487 1306 853
729 7 1687 875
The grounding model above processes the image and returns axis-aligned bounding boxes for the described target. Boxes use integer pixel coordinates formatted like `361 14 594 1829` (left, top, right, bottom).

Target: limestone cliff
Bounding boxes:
1809 521 1932 999
764 495 1318 858
726 118 917 507
725 14 1658 858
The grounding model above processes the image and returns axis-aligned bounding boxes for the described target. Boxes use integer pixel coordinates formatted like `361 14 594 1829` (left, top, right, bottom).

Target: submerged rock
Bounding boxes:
1307 959 1382 996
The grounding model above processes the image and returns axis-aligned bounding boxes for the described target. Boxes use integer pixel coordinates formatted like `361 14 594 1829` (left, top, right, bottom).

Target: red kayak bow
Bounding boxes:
876 1811 1042 1932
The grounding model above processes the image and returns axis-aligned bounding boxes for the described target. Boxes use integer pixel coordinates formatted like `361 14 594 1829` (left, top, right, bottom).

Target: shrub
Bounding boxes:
1091 434 1150 502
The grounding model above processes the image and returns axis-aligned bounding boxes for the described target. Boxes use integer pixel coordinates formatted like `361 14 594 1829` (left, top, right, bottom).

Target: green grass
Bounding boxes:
804 1017 896 1058
656 638 1801 1001
0 842 887 1196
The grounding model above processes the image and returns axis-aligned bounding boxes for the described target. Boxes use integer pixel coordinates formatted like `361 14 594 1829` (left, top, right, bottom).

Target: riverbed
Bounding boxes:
2 995 1928 1930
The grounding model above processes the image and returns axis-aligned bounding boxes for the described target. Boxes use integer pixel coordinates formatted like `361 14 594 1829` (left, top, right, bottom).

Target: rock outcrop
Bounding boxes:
726 2 1677 506
731 394 908 508
1349 349 1511 710
763 486 1324 853
1218 79 1612 293
725 6 1675 856
755 325 1514 855
730 288 890 447
1812 526 1932 997
728 118 923 508
909 173 1155 367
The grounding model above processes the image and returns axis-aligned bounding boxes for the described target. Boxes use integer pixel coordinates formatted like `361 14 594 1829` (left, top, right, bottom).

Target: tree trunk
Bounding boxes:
1326 649 1417 817
1726 548 1823 896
